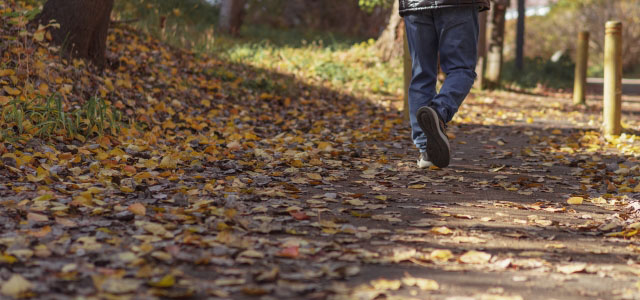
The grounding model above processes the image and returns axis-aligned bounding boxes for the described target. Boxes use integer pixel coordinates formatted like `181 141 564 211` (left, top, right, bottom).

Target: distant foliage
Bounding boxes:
114 0 218 25
506 0 640 76
358 0 392 12
112 0 218 51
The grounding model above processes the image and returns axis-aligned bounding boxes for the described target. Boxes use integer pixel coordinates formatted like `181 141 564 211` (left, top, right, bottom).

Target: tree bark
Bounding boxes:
219 0 246 35
33 0 114 69
375 0 404 62
515 0 526 70
475 11 488 90
486 0 509 89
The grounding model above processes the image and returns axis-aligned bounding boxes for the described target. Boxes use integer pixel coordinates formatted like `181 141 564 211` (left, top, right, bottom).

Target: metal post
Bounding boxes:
603 21 622 136
403 29 411 122
573 31 589 105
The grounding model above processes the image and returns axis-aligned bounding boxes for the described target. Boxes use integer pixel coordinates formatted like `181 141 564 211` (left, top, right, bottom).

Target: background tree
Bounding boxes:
515 0 525 70
486 0 509 88
33 0 114 68
505 0 640 76
219 0 246 35
369 0 402 61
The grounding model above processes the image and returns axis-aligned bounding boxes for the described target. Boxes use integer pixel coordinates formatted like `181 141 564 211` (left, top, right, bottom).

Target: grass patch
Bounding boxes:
501 55 575 91
217 37 402 98
112 1 403 100
1 95 122 143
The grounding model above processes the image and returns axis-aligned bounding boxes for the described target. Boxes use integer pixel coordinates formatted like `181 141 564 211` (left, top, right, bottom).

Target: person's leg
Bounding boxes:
404 13 439 153
415 7 479 168
431 7 479 123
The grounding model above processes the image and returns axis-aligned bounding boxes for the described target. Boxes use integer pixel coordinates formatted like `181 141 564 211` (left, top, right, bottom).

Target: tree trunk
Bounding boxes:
486 0 509 89
33 0 114 69
219 0 246 35
375 0 404 62
474 11 488 90
515 0 526 70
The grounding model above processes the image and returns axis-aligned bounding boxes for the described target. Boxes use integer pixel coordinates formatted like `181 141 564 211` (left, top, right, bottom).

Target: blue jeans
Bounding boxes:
404 7 479 152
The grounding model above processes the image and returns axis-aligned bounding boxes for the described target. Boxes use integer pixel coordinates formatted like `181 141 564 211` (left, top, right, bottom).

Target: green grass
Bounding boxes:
214 31 402 98
501 55 575 91
1 95 122 143
112 1 403 100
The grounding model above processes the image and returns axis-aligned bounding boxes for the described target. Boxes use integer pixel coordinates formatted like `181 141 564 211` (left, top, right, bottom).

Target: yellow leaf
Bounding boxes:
1 275 33 298
3 86 21 96
306 173 322 181
430 226 453 235
33 194 54 201
0 254 17 264
33 30 45 42
159 155 178 169
430 249 453 261
370 278 401 291
0 69 15 77
290 159 303 168
402 276 439 291
346 199 364 206
567 197 583 205
148 274 175 288
317 142 332 151
408 184 426 189
459 250 492 264
120 186 135 193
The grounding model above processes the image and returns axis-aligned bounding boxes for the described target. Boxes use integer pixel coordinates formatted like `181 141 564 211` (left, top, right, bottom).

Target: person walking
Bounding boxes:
401 0 490 169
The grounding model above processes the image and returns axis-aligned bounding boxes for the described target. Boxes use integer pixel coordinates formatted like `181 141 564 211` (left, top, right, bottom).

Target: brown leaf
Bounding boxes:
128 202 146 216
27 212 49 223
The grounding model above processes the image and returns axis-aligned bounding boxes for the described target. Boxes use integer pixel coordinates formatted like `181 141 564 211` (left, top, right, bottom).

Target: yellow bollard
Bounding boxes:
603 21 622 136
403 29 411 122
573 31 589 106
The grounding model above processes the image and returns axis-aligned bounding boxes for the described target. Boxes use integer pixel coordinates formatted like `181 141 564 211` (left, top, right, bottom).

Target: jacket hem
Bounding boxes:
399 3 490 17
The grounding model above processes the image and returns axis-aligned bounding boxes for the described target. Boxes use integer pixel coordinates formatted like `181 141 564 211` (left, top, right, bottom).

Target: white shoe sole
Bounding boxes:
417 107 451 168
417 158 434 169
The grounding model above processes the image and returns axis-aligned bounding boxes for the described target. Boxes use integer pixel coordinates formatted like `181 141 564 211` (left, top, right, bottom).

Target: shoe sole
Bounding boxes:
417 107 450 168
417 158 434 169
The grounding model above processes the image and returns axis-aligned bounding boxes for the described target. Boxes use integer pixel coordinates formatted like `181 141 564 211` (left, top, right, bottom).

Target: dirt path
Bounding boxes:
254 92 640 300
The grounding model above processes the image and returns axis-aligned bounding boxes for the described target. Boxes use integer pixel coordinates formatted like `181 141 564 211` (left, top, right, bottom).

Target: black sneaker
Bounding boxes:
417 106 451 168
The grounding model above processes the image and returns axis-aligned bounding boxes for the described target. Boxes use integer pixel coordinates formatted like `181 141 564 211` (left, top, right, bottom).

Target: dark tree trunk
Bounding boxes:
219 0 246 35
33 0 114 69
474 11 488 90
376 0 404 62
516 0 526 70
486 0 509 89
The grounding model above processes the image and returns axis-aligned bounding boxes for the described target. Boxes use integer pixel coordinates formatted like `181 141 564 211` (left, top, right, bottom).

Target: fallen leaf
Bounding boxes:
276 246 299 258
148 274 175 288
1 274 33 298
27 212 49 223
567 197 583 205
430 226 453 235
128 203 146 216
557 263 587 274
459 250 492 264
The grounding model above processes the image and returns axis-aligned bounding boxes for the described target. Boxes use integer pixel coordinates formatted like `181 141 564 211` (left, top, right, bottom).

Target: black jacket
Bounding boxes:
399 0 491 16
